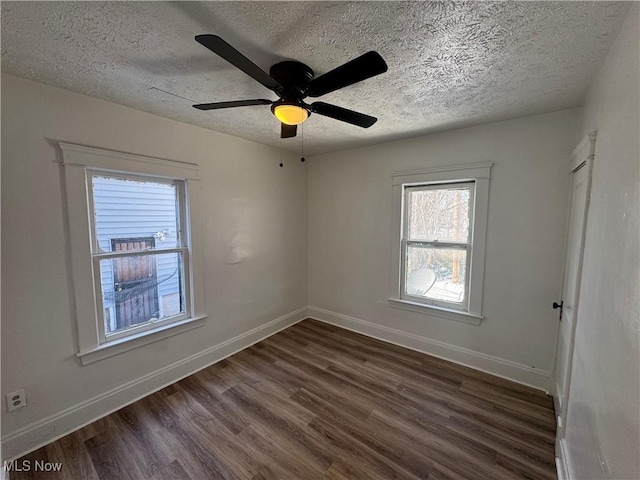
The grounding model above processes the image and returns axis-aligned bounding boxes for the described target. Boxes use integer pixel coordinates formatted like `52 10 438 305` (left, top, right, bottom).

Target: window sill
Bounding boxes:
387 298 483 325
77 315 208 365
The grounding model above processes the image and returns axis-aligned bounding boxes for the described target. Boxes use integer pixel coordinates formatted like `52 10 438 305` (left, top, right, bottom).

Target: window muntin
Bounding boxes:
90 173 190 343
401 182 475 310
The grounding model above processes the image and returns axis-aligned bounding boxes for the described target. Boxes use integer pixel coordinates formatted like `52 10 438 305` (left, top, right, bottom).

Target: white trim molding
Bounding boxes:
387 297 483 325
307 306 550 391
59 142 200 180
555 437 571 480
569 131 596 172
77 315 208 365
1 307 308 461
59 142 207 363
392 162 493 182
390 162 492 320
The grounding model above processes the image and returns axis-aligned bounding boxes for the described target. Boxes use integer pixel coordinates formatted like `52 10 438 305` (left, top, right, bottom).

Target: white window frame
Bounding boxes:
61 143 207 365
89 172 190 343
401 181 475 310
389 162 492 325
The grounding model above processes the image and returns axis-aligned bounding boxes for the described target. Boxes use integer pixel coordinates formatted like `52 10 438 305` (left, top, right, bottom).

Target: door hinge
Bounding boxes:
553 301 564 321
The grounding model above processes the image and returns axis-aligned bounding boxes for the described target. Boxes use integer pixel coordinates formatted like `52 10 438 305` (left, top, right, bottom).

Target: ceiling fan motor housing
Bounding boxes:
269 61 315 98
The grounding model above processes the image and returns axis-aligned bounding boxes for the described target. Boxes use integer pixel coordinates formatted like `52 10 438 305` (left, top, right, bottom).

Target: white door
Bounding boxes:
553 133 595 444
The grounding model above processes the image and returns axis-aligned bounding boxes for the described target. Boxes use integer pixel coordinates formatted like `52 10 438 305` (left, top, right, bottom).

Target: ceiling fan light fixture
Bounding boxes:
272 103 309 125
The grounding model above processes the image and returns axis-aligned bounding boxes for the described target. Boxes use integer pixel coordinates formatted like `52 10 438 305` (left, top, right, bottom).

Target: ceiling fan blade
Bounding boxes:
281 123 297 138
193 99 273 110
306 51 387 98
309 102 377 128
195 35 282 91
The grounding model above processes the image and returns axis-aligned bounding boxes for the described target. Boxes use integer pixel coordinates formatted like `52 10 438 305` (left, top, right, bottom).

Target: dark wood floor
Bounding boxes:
13 319 557 480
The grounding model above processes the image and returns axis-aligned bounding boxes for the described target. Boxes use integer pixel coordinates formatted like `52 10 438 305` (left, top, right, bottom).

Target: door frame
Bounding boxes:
552 132 596 476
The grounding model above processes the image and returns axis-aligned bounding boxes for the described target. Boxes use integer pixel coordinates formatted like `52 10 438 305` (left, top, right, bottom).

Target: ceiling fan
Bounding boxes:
192 35 388 139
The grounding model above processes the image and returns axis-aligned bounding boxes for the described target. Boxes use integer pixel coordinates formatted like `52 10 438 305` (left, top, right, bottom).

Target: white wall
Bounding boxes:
3 6 637 468
0 74 308 458
308 108 580 389
562 5 640 479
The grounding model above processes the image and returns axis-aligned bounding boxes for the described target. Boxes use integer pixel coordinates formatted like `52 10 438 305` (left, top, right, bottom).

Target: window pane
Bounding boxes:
100 252 185 335
93 176 179 252
405 245 467 304
407 186 470 242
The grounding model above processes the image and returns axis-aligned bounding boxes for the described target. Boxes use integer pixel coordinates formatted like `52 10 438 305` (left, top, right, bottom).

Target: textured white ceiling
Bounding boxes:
1 1 631 155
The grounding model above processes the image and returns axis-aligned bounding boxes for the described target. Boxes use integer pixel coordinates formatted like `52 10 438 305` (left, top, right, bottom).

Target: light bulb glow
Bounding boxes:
273 104 308 125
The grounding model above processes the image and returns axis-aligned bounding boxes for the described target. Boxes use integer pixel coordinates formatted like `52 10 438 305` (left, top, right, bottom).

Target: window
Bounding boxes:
92 174 188 341
390 163 491 324
61 143 206 364
402 182 474 309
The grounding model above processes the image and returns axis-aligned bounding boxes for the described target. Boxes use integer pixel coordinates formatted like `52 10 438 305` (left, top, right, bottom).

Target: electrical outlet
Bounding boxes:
6 389 26 412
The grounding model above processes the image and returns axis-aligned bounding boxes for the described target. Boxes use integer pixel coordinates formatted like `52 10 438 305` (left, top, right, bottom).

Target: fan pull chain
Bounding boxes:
279 137 284 167
300 122 306 163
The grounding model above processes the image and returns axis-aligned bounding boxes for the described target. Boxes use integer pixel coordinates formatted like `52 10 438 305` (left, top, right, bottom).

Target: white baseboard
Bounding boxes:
1 307 307 461
307 306 551 391
556 437 571 480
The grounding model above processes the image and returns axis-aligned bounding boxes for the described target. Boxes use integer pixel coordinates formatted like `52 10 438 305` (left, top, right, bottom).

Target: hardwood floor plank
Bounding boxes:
365 410 517 480
459 381 556 425
298 390 434 479
225 351 304 396
176 374 251 435
194 364 237 393
496 452 557 480
146 460 191 480
55 433 100 480
164 388 265 479
308 416 424 480
300 321 426 365
259 344 378 420
112 404 171 478
444 391 556 445
364 351 464 393
250 466 280 480
236 425 326 480
18 447 60 480
326 455 409 480
143 392 239 480
10 319 557 479
222 384 335 471
273 357 377 421
324 363 453 425
446 411 556 463
299 321 433 369
84 431 141 480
